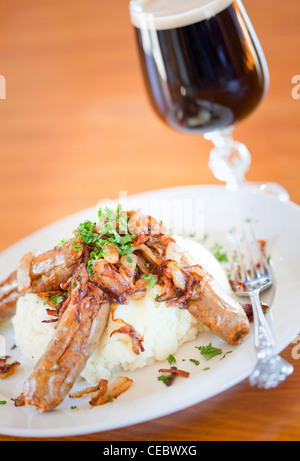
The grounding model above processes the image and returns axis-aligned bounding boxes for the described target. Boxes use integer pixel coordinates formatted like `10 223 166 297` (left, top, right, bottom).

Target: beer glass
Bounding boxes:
129 0 289 200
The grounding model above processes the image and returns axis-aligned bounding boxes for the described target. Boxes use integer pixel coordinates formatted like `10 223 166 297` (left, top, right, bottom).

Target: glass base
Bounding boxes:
205 127 290 202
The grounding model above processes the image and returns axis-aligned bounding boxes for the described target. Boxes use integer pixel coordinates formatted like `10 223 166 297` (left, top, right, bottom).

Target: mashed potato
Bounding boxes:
12 237 230 384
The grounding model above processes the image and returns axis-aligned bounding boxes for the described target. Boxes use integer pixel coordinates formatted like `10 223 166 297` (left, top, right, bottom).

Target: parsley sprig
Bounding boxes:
49 293 68 306
77 220 99 245
210 243 228 263
141 273 157 289
157 375 173 385
195 343 223 361
75 205 136 275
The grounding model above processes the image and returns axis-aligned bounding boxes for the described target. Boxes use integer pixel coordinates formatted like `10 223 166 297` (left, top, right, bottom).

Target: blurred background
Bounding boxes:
0 0 299 252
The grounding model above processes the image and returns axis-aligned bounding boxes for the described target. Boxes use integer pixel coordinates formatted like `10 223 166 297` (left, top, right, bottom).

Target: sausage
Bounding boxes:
0 239 84 324
17 238 84 293
23 265 111 412
166 241 250 345
187 278 250 345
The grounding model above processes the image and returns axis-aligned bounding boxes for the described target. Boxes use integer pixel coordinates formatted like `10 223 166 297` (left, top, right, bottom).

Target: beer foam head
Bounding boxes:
130 0 234 30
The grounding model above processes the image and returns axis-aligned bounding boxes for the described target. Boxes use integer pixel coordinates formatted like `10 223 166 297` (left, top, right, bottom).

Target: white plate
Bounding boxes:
0 185 299 438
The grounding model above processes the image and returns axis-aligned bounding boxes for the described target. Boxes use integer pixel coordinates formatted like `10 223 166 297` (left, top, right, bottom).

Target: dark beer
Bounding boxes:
131 0 268 134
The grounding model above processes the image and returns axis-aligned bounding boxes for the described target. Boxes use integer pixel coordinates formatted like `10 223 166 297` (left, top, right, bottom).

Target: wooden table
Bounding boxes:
0 0 299 441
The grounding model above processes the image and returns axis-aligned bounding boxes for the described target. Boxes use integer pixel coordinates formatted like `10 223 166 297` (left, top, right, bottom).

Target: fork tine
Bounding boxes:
234 231 245 280
227 229 246 281
242 224 258 279
245 222 268 277
227 224 271 285
226 234 237 280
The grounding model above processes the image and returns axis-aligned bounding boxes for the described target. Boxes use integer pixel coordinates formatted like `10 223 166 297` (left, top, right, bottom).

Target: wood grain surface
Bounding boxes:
0 0 299 441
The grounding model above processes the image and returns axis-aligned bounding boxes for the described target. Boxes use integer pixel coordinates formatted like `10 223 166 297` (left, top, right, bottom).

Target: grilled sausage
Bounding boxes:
0 239 84 324
187 278 250 344
166 241 250 345
17 238 83 293
23 265 110 412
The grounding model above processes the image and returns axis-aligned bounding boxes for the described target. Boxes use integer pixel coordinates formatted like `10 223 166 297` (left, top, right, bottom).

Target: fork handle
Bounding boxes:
250 290 275 361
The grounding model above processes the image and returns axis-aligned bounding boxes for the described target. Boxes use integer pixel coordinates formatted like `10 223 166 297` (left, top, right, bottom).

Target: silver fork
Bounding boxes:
227 223 294 389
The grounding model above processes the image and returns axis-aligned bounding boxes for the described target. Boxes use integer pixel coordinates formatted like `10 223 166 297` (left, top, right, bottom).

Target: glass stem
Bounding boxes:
204 126 251 191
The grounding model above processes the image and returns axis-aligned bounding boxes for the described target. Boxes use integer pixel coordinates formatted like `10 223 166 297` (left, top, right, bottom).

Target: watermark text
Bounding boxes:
292 75 300 100
0 75 6 100
96 191 205 240
291 335 300 360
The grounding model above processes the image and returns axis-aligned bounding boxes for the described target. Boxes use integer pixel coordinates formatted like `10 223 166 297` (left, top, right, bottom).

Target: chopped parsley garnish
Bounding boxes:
98 207 117 222
195 343 223 361
167 354 176 365
141 273 157 289
0 401 7 405
54 237 82 252
54 239 69 249
72 244 83 251
77 220 99 245
220 351 233 360
75 205 136 276
189 359 200 366
49 293 67 306
210 243 228 263
157 375 173 384
87 245 105 274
